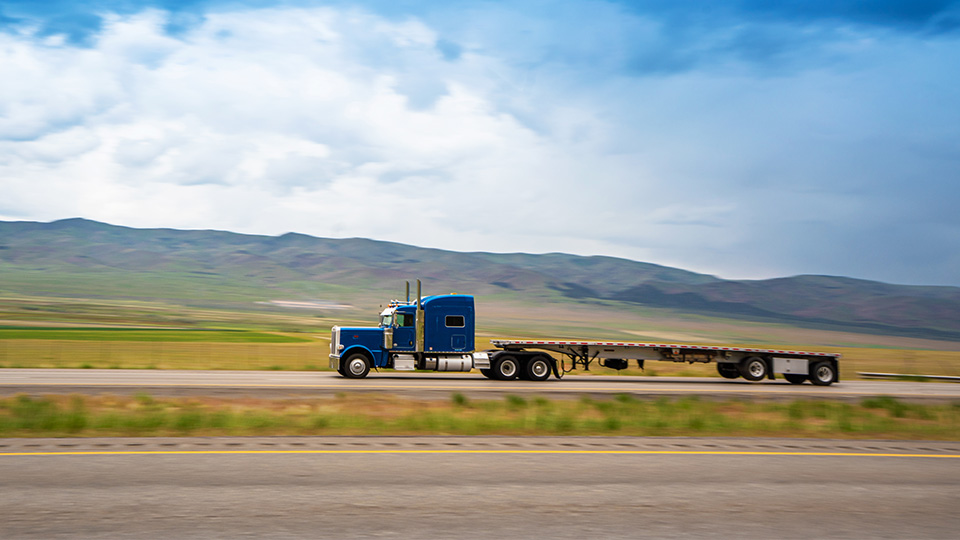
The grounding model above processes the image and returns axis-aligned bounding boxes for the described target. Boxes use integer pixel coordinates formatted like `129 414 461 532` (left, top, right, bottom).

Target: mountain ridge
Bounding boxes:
1 218 958 340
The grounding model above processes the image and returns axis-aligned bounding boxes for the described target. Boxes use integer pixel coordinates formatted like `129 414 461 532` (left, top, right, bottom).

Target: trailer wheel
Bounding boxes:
717 363 740 379
492 355 520 381
526 356 552 382
342 353 371 379
783 373 807 385
810 361 836 386
739 356 768 382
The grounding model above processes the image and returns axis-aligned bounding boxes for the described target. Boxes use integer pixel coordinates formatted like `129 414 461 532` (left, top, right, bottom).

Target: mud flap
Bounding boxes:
550 358 563 380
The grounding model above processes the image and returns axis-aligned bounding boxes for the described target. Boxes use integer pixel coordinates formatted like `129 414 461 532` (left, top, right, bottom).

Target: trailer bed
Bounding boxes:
489 339 841 385
491 339 840 358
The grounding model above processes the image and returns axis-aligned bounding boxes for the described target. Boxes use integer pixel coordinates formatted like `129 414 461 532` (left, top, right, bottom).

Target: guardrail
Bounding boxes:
858 372 960 382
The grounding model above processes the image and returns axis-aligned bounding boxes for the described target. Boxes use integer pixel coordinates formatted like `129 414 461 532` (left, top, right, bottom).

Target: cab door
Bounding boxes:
392 311 416 351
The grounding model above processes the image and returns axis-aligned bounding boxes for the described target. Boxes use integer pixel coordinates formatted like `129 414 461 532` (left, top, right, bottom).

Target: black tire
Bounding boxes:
810 361 836 386
526 356 552 382
783 373 807 385
492 355 520 381
479 368 495 379
342 353 371 379
517 363 531 380
717 363 740 379
739 356 768 382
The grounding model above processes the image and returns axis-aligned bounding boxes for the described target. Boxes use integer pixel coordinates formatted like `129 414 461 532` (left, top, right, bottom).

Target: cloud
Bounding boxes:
0 8 544 228
0 1 959 286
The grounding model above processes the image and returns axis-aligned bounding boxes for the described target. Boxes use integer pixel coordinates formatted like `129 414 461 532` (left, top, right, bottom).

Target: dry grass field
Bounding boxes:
0 331 958 380
0 339 329 371
0 294 958 378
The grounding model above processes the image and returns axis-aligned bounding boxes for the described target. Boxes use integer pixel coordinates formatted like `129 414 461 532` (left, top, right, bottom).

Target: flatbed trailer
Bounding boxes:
487 339 840 386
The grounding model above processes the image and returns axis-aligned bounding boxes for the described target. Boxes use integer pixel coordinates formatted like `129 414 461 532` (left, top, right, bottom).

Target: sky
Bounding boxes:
1 1 959 286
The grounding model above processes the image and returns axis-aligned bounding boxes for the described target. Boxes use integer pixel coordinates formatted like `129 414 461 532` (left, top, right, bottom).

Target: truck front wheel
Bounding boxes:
492 355 520 380
342 353 371 379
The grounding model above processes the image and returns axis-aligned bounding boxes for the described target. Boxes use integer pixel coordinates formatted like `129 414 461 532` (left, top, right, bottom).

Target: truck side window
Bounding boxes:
445 315 465 328
397 313 414 327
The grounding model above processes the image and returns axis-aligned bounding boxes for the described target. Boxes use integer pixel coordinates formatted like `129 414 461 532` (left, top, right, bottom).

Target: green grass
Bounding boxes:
1 394 957 439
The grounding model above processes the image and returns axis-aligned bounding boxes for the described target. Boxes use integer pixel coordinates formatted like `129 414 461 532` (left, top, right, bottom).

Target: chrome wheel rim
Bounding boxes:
348 358 367 376
815 365 832 382
531 360 548 378
748 361 764 378
500 360 517 377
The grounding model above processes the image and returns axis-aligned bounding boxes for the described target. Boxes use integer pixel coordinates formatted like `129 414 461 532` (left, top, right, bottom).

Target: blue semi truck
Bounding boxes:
329 281 840 385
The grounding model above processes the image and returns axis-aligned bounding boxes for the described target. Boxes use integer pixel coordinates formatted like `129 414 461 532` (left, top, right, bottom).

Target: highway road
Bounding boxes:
2 368 959 401
2 436 958 539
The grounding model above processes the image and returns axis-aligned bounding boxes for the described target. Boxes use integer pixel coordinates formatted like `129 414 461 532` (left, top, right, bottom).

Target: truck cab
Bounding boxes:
329 293 488 378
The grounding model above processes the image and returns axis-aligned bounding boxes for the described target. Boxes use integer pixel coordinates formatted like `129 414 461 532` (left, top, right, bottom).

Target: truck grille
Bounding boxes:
330 327 340 355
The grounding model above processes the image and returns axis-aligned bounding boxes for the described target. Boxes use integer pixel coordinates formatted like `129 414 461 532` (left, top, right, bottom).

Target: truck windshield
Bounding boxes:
379 309 395 327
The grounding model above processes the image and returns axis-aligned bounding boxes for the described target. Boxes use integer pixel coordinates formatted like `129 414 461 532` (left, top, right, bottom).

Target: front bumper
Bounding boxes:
329 354 341 371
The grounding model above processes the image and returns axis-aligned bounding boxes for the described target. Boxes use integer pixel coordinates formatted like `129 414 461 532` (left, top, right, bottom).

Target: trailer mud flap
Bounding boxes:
550 358 563 380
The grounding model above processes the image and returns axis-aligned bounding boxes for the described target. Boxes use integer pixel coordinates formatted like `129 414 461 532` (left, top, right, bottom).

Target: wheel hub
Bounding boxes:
349 359 367 376
816 365 831 381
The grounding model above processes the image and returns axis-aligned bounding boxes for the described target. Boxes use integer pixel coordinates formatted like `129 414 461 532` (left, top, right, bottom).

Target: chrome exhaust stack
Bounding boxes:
415 279 425 353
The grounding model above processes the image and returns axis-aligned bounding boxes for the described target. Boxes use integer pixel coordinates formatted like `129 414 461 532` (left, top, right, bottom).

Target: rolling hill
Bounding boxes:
1 218 958 340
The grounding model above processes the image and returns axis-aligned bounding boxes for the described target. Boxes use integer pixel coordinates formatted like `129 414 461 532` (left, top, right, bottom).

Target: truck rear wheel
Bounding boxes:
492 355 520 381
526 356 552 382
810 361 836 386
479 368 495 379
717 363 740 379
739 356 768 382
342 353 371 379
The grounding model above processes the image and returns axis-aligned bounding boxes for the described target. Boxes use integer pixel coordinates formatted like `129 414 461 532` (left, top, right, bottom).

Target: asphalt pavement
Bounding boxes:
2 436 958 539
2 368 959 401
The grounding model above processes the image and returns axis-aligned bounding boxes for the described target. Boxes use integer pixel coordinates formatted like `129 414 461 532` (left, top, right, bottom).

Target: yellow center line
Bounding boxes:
2 449 958 458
